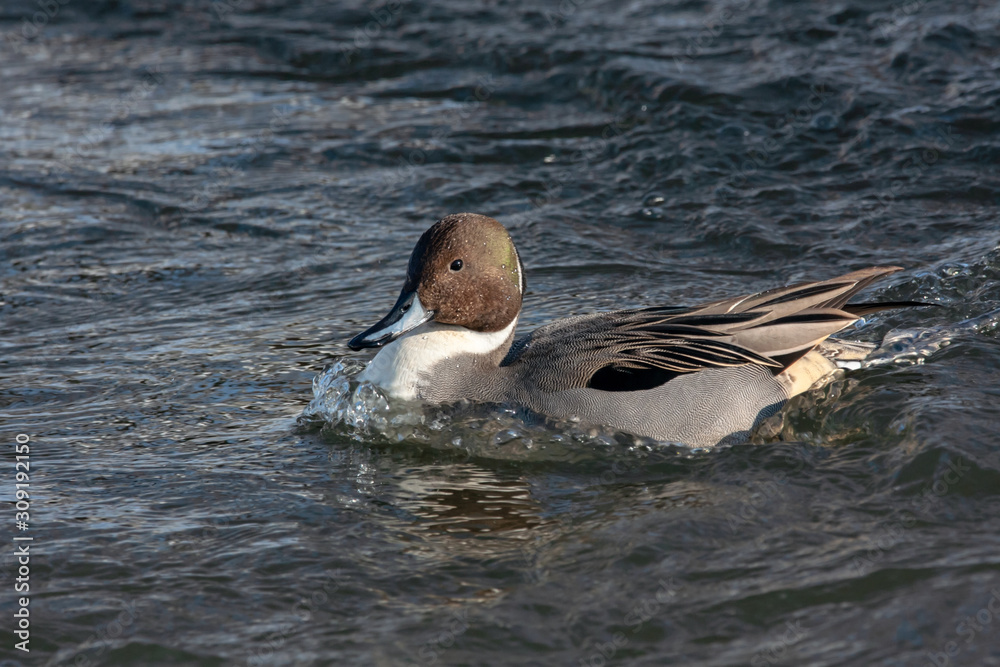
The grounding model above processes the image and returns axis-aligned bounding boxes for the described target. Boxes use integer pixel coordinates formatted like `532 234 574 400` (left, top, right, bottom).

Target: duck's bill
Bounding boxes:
348 291 435 350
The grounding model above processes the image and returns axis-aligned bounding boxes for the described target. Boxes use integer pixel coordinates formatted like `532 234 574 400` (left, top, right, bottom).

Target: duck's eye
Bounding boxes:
450 259 463 271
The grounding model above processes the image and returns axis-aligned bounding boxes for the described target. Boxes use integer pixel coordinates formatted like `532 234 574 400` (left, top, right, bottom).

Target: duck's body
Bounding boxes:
349 213 915 447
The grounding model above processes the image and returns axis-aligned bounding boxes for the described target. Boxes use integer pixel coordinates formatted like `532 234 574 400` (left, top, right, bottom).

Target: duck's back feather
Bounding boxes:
503 267 906 394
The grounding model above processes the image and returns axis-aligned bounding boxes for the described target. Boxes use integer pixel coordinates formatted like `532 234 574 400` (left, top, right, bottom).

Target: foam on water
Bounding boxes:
866 308 1000 367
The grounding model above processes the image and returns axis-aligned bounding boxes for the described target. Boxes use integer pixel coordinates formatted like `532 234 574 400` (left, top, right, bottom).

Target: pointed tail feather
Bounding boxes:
842 301 938 316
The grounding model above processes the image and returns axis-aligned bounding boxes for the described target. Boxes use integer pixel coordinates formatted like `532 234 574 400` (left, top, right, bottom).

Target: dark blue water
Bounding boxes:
2 0 1000 665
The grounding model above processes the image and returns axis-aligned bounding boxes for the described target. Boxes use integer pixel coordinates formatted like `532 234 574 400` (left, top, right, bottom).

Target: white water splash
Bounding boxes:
865 307 1000 367
301 360 391 434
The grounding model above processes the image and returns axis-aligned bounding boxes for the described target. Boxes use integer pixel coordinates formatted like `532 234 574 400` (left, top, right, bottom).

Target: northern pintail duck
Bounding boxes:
348 213 917 447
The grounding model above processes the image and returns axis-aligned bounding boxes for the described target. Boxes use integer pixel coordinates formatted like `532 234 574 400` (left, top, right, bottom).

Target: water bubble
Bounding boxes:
810 113 839 131
716 124 746 138
490 427 533 450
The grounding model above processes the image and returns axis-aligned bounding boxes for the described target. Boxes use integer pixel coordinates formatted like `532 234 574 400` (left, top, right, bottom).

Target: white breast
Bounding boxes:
357 319 517 400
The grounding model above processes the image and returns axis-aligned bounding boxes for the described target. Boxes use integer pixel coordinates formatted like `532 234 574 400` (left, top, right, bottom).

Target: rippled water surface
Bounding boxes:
3 0 1000 665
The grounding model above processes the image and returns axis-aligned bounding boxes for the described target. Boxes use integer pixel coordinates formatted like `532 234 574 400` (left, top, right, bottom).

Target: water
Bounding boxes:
2 0 1000 664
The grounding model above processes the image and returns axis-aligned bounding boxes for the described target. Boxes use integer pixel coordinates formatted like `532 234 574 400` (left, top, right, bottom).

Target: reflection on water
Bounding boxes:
393 465 540 536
